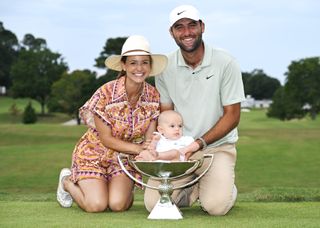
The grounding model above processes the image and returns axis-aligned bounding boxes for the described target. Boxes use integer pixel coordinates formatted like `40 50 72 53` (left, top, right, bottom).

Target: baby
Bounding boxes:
136 110 194 161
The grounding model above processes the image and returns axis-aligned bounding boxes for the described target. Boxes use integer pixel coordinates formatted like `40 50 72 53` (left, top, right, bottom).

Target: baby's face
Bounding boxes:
159 114 183 140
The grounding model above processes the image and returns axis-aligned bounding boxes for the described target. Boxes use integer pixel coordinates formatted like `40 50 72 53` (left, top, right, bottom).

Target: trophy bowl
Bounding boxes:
128 159 202 180
118 154 214 220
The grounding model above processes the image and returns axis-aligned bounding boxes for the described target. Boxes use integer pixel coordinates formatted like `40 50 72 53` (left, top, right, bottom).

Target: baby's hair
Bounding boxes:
158 110 183 126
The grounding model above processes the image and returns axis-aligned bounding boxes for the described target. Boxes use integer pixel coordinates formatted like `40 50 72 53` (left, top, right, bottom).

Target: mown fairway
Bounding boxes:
0 97 319 227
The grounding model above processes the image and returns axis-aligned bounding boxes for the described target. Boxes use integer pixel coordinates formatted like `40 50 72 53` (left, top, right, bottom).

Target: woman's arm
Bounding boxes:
143 120 157 144
94 115 143 155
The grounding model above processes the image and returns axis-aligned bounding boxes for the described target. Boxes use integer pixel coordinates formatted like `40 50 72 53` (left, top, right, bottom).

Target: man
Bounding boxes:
144 5 245 216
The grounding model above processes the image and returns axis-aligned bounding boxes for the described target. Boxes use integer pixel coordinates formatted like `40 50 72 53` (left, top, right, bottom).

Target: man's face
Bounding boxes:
170 18 204 53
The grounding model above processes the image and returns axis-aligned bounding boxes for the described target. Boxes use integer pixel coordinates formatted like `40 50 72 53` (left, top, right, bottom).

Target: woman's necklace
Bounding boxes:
127 84 143 106
128 93 140 103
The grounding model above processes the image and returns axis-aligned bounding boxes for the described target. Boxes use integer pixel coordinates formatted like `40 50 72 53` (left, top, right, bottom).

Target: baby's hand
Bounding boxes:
184 152 193 161
135 149 157 161
179 141 201 160
152 132 161 141
179 147 188 156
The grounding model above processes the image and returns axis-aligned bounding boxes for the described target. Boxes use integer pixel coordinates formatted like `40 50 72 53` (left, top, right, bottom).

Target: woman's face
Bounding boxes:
121 55 152 84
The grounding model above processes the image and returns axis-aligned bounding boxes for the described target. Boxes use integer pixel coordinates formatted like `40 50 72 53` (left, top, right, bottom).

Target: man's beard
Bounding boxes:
174 34 203 53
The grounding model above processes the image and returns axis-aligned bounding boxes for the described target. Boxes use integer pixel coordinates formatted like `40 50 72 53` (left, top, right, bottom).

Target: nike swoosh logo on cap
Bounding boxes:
177 10 186 15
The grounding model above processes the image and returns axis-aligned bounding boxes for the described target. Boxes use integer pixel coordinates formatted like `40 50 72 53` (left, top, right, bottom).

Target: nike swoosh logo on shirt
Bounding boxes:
206 74 214 79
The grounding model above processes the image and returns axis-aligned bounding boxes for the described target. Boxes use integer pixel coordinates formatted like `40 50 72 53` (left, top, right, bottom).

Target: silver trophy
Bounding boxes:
118 154 214 219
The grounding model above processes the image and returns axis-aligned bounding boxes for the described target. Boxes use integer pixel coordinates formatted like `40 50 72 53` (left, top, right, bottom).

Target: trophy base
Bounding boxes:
148 200 183 220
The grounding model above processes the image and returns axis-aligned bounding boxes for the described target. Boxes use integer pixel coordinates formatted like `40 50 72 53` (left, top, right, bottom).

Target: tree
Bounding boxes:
241 72 251 92
284 57 320 119
48 70 97 124
267 87 287 120
267 85 306 120
95 37 127 69
267 57 320 120
22 33 46 51
0 22 19 89
10 34 68 115
94 37 127 84
242 69 281 99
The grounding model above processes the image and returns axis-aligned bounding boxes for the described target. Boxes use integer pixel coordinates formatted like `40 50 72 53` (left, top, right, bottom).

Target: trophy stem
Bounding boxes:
148 178 183 220
158 178 173 204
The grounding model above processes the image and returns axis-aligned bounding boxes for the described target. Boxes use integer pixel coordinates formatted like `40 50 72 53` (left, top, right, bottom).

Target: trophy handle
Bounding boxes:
172 153 214 190
117 154 159 190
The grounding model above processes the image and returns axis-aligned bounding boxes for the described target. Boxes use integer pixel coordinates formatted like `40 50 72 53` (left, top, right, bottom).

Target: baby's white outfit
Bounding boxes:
156 133 194 161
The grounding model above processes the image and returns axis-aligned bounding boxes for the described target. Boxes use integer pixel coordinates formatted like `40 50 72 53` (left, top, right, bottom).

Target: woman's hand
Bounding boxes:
142 139 151 150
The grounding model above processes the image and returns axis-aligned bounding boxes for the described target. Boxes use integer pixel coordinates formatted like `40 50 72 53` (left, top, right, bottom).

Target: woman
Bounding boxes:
57 35 167 212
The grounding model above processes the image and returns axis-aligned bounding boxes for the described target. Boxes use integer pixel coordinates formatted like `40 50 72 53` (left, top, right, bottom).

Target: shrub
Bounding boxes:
9 103 21 116
22 102 37 124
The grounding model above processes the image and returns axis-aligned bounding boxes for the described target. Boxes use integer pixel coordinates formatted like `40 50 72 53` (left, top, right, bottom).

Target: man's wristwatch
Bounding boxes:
195 137 207 150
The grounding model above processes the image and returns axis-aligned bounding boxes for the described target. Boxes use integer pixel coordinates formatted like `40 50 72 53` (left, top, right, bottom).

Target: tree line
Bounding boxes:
1 21 319 122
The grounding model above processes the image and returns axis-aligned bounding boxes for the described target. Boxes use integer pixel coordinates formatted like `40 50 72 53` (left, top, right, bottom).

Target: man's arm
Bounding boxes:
184 103 241 159
202 103 241 145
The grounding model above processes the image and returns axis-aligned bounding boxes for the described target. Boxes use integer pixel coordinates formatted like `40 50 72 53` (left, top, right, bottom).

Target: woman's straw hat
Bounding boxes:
105 35 167 76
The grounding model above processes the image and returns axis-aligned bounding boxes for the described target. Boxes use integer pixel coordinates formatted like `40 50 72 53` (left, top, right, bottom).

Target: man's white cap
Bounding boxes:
169 5 200 27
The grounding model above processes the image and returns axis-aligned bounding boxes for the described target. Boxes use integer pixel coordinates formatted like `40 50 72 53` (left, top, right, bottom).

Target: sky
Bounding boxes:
1 0 320 85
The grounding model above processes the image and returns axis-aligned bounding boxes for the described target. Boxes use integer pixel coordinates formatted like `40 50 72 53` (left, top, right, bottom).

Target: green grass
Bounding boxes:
1 201 319 228
0 97 319 227
237 109 320 200
0 97 41 113
0 96 70 124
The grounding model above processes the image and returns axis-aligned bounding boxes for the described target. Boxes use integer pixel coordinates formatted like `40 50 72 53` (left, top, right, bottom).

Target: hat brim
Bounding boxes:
105 54 167 76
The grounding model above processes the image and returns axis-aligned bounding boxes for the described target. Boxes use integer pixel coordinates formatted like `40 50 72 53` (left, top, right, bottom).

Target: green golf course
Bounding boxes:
0 97 319 227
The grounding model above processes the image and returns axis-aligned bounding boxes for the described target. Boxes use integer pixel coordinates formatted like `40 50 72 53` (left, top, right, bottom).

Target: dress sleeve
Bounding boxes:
79 85 111 129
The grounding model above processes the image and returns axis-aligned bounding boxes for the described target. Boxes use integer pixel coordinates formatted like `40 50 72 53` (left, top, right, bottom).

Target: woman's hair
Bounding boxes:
117 56 128 78
117 55 153 79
